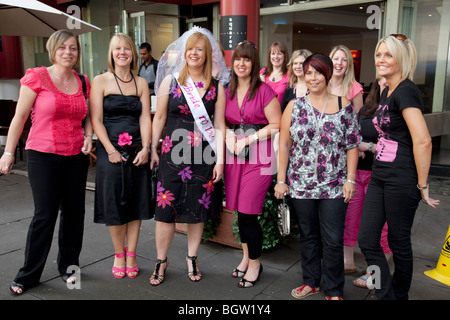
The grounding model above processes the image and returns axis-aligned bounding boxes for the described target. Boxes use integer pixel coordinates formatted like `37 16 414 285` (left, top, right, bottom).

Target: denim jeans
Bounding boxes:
291 198 347 297
358 175 420 300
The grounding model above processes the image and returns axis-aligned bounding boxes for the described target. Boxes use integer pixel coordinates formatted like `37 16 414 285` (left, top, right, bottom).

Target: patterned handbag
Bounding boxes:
277 198 290 237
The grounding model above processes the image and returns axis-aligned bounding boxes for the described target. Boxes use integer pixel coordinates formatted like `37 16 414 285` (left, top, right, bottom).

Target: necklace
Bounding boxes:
308 93 329 176
113 71 134 83
194 81 204 89
49 67 72 92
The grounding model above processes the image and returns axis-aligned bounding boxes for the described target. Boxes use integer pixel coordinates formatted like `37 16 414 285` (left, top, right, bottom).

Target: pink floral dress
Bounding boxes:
155 77 222 223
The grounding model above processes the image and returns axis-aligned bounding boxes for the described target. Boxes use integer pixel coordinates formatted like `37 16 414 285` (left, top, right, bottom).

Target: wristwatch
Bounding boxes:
367 142 374 152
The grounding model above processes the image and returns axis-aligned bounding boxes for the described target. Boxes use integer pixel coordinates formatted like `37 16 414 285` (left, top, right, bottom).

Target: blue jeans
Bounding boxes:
358 175 420 300
291 198 347 297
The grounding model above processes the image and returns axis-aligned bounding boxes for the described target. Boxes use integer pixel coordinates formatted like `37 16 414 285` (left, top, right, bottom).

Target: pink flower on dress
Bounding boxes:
118 132 132 146
205 86 216 101
178 166 193 182
171 85 182 99
202 179 214 195
198 193 211 209
157 181 165 193
157 190 175 208
161 136 173 154
188 131 202 147
178 104 191 115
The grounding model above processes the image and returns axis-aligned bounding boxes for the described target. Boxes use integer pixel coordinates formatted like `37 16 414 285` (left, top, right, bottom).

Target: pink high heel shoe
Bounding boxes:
112 251 126 279
125 250 139 278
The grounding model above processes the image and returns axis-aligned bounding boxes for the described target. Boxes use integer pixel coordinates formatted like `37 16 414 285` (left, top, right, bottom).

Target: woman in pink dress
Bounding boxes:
225 41 281 288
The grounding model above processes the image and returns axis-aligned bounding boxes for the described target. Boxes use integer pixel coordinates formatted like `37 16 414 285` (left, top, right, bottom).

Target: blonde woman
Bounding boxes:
90 33 153 279
329 45 364 112
358 34 439 300
149 27 228 286
280 49 312 112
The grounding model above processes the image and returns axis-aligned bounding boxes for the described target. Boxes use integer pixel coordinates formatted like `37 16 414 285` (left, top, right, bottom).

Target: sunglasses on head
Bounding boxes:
236 40 256 49
390 33 407 41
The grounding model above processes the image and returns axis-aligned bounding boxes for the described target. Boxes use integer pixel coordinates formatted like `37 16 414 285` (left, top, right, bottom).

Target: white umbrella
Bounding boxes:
0 0 101 37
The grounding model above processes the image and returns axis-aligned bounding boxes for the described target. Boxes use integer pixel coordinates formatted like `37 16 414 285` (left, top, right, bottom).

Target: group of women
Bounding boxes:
0 27 439 300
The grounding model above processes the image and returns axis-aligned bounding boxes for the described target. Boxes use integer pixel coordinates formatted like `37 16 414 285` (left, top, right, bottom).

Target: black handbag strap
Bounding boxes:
77 73 87 100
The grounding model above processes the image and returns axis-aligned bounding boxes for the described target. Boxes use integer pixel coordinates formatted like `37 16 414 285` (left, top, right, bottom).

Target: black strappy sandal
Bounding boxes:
237 264 263 288
149 258 168 286
231 268 247 278
186 255 202 282
9 282 26 296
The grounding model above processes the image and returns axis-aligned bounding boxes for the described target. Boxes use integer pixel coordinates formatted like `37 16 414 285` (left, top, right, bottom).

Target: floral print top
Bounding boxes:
154 77 221 223
287 95 361 199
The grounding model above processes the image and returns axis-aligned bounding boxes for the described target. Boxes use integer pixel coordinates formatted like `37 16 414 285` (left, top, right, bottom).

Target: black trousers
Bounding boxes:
358 174 420 300
14 150 89 288
290 198 347 297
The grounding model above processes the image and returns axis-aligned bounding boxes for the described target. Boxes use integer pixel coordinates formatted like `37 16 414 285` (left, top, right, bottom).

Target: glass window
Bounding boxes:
401 0 448 114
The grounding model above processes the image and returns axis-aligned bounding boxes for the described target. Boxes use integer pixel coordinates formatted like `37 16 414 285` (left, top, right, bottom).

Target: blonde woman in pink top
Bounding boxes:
2 30 93 296
329 45 364 112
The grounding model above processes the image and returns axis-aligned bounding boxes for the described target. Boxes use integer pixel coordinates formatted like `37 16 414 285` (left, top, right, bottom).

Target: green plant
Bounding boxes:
203 176 294 250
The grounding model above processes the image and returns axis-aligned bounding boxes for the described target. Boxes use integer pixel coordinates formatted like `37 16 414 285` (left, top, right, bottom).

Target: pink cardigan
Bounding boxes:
21 66 90 156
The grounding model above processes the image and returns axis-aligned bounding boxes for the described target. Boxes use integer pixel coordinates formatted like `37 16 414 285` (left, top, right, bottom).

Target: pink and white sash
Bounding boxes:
175 73 216 153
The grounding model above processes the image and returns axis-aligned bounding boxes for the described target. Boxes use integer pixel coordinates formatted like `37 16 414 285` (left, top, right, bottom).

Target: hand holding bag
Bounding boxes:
277 198 290 237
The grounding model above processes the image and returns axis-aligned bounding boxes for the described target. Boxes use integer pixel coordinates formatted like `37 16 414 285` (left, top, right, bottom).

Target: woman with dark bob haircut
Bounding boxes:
275 53 360 300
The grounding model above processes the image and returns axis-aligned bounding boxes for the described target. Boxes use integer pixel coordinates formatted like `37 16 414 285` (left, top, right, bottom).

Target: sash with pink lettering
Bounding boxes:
174 73 216 153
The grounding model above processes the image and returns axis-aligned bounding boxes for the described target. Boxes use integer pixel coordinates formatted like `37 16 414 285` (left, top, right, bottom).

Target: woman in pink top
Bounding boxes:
329 45 364 112
1 30 93 295
225 41 281 288
260 42 290 106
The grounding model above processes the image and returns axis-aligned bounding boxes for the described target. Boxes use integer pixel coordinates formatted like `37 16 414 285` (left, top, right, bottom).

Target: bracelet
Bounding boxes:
143 145 150 153
150 145 157 149
107 149 117 156
252 133 259 142
3 151 14 157
276 181 287 185
85 135 93 139
417 184 428 190
346 179 356 185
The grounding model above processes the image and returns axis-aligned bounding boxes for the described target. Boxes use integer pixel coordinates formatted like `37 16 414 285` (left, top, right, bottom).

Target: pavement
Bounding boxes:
0 154 449 312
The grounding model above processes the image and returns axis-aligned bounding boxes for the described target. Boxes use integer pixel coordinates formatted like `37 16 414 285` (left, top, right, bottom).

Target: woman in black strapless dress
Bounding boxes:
90 33 153 279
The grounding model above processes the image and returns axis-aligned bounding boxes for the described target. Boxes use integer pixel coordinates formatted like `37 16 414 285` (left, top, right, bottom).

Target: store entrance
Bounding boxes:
260 2 382 94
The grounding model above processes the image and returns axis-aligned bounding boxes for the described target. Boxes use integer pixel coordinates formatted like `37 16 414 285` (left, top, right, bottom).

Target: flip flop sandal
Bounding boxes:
291 284 320 299
352 275 369 288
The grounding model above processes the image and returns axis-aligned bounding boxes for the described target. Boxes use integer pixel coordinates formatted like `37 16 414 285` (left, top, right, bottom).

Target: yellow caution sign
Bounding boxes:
425 225 450 286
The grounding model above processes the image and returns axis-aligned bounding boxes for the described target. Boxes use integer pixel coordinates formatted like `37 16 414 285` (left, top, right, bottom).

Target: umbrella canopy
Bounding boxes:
0 0 101 37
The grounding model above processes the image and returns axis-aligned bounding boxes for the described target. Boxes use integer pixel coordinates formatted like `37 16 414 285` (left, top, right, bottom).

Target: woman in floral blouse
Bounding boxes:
275 53 360 300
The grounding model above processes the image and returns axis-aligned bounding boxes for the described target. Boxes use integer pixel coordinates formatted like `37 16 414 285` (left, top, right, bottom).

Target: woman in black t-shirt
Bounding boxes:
358 34 439 300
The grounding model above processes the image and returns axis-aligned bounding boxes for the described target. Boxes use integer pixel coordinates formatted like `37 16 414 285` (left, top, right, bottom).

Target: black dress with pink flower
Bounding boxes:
155 77 222 223
94 94 154 226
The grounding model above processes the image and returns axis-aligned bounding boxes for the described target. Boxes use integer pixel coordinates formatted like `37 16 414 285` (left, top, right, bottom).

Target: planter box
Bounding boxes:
175 207 241 249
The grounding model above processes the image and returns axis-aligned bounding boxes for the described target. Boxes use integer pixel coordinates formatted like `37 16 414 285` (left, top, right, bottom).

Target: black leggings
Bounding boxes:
238 212 262 260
